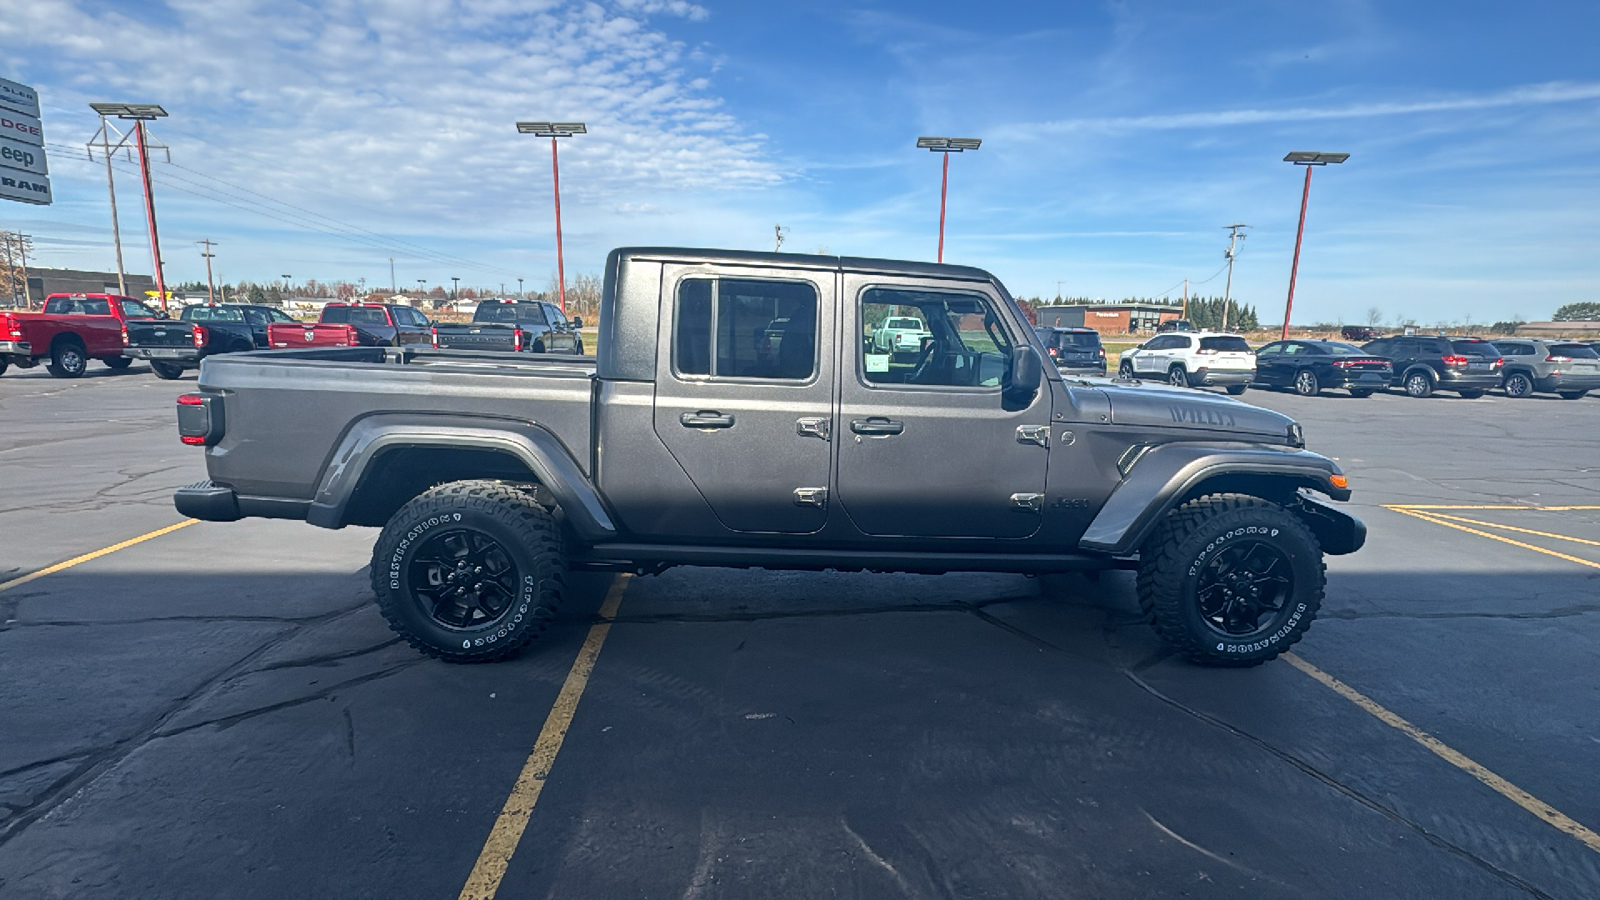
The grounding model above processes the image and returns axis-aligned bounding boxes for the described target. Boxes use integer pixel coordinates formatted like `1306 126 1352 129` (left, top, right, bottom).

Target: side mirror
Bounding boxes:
571 316 584 330
158 311 172 320
1004 346 1042 402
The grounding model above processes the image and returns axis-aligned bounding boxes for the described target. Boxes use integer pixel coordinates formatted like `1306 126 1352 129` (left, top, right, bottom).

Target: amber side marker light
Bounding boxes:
1330 475 1349 490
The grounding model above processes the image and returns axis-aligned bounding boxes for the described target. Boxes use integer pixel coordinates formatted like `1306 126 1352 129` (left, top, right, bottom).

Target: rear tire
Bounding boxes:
1503 372 1533 398
1137 494 1325 667
1559 390 1588 400
103 356 132 370
1225 385 1248 396
1293 369 1320 396
47 340 88 379
1168 365 1189 388
150 360 185 380
370 480 563 663
1403 370 1433 398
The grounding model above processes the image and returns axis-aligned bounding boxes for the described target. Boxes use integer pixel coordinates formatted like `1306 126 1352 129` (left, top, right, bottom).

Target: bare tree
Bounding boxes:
1365 306 1383 327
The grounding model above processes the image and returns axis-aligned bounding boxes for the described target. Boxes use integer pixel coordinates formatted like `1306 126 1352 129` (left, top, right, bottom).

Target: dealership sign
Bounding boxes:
0 77 49 205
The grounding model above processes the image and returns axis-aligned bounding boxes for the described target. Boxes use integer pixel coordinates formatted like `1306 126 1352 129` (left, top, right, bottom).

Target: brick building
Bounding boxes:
1035 303 1182 333
13 267 157 308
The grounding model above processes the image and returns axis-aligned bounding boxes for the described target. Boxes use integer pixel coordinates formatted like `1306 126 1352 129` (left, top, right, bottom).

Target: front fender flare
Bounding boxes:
1078 443 1355 556
304 418 616 540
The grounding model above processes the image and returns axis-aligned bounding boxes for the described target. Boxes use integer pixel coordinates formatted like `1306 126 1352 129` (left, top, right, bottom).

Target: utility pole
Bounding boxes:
15 233 32 307
1181 277 1189 319
198 239 217 304
389 258 396 294
451 276 460 302
517 277 524 298
1221 224 1249 331
87 115 129 296
91 104 172 311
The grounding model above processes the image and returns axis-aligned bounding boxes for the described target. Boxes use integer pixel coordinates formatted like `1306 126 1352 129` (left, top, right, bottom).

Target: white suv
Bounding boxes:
1119 331 1256 395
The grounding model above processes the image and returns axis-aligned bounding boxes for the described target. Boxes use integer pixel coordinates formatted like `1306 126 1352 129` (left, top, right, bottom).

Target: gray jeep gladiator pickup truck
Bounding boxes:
173 247 1364 667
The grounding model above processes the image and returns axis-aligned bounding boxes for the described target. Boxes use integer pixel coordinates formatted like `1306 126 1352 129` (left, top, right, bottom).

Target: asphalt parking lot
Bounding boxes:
2 364 1598 899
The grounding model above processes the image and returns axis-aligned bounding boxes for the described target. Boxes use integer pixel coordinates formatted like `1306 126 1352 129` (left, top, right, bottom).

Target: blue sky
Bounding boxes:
3 0 1598 325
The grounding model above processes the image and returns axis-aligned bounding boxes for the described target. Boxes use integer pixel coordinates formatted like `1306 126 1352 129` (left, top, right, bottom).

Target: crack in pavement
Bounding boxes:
150 661 422 742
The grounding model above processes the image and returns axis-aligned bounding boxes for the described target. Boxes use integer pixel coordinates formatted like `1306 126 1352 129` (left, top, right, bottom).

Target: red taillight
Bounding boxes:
4 314 23 339
513 327 524 351
177 394 204 406
121 325 130 346
193 326 209 348
1441 355 1469 366
1097 348 1106 357
1048 347 1058 357
1545 354 1570 363
1493 357 1503 368
180 435 207 445
431 325 439 349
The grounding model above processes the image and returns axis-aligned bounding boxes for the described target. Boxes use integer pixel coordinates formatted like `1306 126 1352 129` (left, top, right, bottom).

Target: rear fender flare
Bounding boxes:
1078 443 1356 556
305 418 616 540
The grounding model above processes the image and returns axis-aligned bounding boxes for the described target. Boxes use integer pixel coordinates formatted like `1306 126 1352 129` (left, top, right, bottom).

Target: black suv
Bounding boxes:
1360 335 1503 398
1033 326 1106 375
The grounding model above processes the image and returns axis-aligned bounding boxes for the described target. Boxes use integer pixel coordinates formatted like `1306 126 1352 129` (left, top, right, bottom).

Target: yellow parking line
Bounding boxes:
1285 653 1600 856
458 574 631 900
1415 512 1600 548
1392 508 1600 571
0 520 198 594
1384 504 1600 511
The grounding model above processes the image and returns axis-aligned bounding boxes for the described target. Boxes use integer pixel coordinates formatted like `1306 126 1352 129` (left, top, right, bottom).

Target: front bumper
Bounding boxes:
125 347 200 363
1189 368 1253 386
0 340 31 357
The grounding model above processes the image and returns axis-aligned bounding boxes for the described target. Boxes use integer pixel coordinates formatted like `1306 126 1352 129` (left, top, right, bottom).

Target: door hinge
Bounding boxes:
1016 425 1050 447
796 416 830 441
1010 492 1044 513
794 487 829 508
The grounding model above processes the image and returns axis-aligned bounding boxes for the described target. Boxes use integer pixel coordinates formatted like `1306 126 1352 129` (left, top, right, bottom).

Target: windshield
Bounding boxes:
1200 336 1252 353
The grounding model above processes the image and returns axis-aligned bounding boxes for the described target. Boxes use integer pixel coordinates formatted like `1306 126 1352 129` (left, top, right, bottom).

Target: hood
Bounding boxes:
1097 380 1297 442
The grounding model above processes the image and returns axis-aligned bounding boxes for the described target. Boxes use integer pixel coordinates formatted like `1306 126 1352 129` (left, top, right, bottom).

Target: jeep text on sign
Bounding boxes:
0 135 47 176
0 76 40 118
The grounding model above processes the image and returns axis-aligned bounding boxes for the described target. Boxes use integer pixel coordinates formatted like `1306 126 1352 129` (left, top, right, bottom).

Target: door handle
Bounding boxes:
850 417 904 436
680 411 735 429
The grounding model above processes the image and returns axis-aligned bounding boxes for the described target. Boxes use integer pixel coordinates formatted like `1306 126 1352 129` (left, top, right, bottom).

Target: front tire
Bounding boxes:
1403 371 1433 398
47 341 88 379
1118 360 1135 379
1503 373 1533 398
1137 494 1325 667
1293 369 1320 396
370 480 563 663
150 360 185 380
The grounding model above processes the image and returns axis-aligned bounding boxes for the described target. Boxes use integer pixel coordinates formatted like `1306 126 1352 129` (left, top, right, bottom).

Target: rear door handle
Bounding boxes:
850 418 904 436
680 411 735 429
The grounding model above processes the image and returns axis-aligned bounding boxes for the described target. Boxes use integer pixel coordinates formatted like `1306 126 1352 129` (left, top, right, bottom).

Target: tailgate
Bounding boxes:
269 323 352 348
126 321 196 348
434 325 518 351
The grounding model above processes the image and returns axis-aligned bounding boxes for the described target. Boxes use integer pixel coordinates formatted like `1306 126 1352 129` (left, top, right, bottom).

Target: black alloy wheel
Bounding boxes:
1294 369 1320 396
1504 372 1534 398
408 528 520 630
1404 371 1433 398
1195 541 1294 638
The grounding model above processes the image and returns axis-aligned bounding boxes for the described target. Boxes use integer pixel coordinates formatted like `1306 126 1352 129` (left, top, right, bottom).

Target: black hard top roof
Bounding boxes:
610 247 997 282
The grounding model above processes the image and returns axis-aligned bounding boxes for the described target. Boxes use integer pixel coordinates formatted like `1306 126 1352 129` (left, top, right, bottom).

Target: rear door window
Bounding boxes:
120 299 160 318
675 277 819 380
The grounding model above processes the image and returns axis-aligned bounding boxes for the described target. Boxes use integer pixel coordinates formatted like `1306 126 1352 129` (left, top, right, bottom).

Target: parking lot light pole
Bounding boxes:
916 137 981 263
1281 151 1350 340
516 122 586 312
91 103 169 311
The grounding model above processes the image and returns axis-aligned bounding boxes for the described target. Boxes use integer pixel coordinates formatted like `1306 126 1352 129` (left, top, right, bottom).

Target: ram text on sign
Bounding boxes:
0 77 40 117
0 109 44 146
0 135 47 176
0 171 52 205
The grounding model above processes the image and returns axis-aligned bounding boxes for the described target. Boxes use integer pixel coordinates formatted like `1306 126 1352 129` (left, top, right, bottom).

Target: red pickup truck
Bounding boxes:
0 293 166 378
267 302 432 349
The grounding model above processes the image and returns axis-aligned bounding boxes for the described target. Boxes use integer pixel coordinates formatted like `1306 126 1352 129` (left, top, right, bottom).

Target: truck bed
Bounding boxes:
195 347 598 509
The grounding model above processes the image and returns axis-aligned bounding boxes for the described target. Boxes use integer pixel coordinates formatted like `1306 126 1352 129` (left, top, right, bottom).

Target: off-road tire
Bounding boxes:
1503 373 1533 398
1558 390 1588 400
1294 369 1320 396
1118 360 1135 379
1349 388 1374 398
0 358 8 377
1403 370 1433 398
370 479 563 663
1458 389 1485 399
1137 493 1325 667
1225 385 1248 396
150 360 185 380
102 356 132 370
1168 365 1189 388
47 340 88 379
